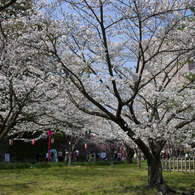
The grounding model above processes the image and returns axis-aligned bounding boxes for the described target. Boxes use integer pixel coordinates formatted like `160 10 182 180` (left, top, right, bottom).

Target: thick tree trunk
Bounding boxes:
126 153 133 164
133 138 170 193
147 154 175 195
147 154 163 186
148 154 189 195
125 145 134 164
123 129 180 194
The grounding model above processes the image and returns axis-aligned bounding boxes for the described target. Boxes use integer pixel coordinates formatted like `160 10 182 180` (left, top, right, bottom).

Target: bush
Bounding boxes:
74 160 125 166
56 162 66 167
0 162 31 170
0 160 126 170
34 162 52 168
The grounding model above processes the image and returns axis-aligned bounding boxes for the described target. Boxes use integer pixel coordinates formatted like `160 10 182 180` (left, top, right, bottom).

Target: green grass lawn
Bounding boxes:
0 162 194 195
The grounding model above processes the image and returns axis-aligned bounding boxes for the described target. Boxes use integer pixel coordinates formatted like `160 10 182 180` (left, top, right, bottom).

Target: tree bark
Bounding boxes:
68 142 74 167
135 148 141 169
147 153 188 194
131 137 171 194
0 0 17 12
68 151 73 167
147 154 163 186
126 145 134 164
147 154 175 195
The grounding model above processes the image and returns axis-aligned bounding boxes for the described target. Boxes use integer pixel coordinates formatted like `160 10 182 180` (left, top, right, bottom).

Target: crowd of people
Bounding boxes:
64 149 79 162
43 149 126 163
59 150 110 163
86 150 125 162
39 146 195 163
160 150 195 159
86 151 107 162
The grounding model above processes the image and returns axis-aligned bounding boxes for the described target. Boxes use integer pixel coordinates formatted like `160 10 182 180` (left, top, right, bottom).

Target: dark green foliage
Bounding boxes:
0 162 31 169
0 160 126 170
183 72 195 84
33 162 51 168
73 160 125 166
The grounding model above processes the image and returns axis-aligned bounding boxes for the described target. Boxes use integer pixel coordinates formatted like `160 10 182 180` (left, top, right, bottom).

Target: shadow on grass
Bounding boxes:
0 182 38 191
73 184 158 195
116 185 156 195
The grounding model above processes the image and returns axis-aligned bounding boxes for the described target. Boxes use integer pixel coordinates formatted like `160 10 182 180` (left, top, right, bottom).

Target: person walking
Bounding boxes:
58 151 63 162
74 149 77 162
92 151 96 162
76 149 79 162
46 153 48 162
114 151 118 161
65 150 69 162
100 151 107 161
89 152 93 162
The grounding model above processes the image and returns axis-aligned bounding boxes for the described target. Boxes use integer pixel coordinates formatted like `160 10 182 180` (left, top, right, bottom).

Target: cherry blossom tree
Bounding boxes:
0 31 60 142
0 0 43 141
5 0 195 193
0 0 113 167
0 0 74 142
0 4 101 147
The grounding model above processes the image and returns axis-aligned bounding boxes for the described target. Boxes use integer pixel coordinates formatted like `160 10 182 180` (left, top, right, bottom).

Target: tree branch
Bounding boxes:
0 0 17 12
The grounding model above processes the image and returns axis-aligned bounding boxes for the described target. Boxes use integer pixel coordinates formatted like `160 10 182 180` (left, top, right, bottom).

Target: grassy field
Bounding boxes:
0 162 194 195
